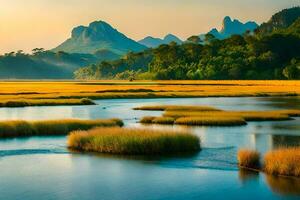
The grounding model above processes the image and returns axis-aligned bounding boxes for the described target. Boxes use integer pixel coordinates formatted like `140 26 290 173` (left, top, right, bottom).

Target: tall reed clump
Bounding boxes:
237 149 261 169
264 147 300 177
68 127 201 155
0 118 123 138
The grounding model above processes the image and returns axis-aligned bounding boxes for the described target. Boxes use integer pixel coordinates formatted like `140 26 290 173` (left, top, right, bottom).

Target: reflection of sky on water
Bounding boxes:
0 97 299 154
0 97 300 199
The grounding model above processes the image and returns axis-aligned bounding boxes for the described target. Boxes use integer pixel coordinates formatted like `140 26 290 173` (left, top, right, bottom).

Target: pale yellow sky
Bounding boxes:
0 0 298 54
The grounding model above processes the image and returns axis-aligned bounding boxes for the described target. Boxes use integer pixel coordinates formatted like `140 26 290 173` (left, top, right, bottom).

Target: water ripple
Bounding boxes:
0 149 68 157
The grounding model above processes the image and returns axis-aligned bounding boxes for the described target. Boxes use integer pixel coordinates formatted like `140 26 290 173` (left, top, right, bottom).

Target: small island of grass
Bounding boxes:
136 105 300 126
0 98 96 107
68 127 201 155
0 118 123 138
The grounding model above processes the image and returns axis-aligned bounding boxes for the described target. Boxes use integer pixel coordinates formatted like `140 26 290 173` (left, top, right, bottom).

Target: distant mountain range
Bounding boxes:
201 16 258 39
139 17 258 47
138 34 183 48
53 21 147 55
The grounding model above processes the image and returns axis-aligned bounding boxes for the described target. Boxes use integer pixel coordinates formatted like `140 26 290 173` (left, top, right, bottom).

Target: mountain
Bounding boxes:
75 9 300 81
163 34 183 44
138 36 164 48
256 7 300 35
202 16 258 39
53 21 147 55
139 34 182 48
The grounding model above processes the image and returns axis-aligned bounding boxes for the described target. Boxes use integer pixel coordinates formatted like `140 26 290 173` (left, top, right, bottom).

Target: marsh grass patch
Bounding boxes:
0 118 123 138
68 127 201 155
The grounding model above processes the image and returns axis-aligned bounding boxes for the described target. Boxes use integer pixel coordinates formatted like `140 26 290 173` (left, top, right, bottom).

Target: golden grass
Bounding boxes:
0 118 123 138
151 117 175 124
139 116 156 124
68 127 201 155
264 147 300 177
136 105 299 126
0 81 299 107
0 98 95 107
175 116 247 126
237 149 261 169
163 110 296 121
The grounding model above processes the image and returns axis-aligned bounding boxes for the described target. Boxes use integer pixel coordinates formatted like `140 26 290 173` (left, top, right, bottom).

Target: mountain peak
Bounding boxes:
201 16 258 40
223 16 232 23
163 34 182 44
53 20 146 54
139 34 182 48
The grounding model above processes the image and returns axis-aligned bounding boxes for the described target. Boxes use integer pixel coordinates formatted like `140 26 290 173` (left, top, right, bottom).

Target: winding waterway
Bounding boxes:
0 97 300 200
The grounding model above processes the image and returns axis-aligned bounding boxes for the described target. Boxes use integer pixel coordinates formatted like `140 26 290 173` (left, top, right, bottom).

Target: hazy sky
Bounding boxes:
0 0 299 54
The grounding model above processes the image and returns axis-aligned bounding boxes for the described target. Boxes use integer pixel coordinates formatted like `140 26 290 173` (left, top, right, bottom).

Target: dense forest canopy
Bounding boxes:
75 7 300 80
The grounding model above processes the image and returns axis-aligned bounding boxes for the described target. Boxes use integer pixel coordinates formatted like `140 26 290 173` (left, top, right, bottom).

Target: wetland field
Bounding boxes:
0 81 300 200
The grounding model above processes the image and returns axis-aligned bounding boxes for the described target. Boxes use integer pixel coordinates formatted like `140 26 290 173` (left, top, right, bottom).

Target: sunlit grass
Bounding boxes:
175 116 247 126
237 149 261 169
163 110 293 121
0 81 299 107
237 147 300 178
264 147 300 177
0 118 123 138
151 117 175 124
0 98 95 107
139 116 156 124
136 105 299 126
68 127 201 155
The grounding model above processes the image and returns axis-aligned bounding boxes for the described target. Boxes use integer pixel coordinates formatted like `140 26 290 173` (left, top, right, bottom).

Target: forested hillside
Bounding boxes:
0 50 108 79
75 7 300 80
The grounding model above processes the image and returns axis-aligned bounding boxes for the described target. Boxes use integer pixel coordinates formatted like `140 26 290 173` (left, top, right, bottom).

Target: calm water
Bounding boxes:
0 97 300 200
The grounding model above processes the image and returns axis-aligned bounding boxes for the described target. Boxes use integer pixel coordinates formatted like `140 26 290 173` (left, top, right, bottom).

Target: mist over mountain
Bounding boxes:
53 21 147 55
139 34 182 48
202 16 258 39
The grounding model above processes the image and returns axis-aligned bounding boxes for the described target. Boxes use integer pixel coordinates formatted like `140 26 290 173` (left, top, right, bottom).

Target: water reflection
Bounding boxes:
259 97 300 109
265 175 300 196
239 168 300 196
248 134 300 153
238 169 260 184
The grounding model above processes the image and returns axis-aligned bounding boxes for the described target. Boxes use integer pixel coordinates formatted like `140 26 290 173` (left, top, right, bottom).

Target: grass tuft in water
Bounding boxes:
175 116 247 126
140 116 156 124
68 127 201 155
0 118 123 138
0 98 95 107
264 147 300 177
238 149 261 169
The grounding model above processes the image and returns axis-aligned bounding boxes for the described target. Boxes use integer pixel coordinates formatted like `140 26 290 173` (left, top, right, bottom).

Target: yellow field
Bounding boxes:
0 80 299 106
